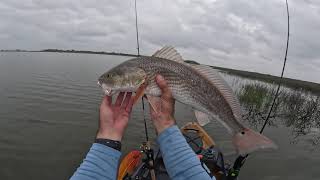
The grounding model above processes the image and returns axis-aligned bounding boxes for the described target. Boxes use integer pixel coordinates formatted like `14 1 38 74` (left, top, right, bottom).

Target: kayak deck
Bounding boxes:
118 122 226 180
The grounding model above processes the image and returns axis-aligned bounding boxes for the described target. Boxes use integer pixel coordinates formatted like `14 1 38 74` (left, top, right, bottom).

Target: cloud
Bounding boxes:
0 0 319 83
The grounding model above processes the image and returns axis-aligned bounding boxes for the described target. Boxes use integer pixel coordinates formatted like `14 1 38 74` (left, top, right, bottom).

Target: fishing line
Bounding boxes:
229 1 290 179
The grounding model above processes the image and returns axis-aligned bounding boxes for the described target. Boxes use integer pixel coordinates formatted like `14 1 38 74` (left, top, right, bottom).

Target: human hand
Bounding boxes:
148 75 176 134
96 92 134 141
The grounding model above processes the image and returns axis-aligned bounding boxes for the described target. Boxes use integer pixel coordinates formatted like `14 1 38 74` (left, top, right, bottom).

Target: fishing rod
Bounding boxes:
134 0 140 56
134 1 156 179
228 0 290 179
141 97 149 142
133 0 149 145
260 0 290 134
133 0 148 142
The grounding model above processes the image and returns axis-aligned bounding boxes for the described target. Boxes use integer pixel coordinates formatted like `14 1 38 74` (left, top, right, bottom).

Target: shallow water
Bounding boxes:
0 52 319 180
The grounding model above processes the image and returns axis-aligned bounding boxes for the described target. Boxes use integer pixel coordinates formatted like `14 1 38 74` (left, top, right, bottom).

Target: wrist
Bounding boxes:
95 138 121 151
96 129 123 141
155 117 175 134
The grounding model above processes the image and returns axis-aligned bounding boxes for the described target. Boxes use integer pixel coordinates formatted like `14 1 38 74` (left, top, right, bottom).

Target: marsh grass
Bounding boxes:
184 61 320 146
236 82 320 146
236 83 279 128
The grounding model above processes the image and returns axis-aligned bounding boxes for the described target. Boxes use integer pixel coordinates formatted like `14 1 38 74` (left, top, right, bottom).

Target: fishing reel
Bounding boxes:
121 142 156 180
140 141 155 170
197 147 228 179
199 147 241 180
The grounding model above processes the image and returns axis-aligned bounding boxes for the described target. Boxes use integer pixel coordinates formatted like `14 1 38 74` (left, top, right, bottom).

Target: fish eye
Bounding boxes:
241 131 245 135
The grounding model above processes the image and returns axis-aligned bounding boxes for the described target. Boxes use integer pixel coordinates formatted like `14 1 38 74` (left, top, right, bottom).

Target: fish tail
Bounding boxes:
232 128 277 155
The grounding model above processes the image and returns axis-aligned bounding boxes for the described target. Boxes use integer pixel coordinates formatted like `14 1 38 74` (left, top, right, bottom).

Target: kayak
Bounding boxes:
118 122 229 180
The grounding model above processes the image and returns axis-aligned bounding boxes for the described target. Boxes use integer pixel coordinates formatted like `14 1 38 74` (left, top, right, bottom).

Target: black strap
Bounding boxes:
95 138 121 151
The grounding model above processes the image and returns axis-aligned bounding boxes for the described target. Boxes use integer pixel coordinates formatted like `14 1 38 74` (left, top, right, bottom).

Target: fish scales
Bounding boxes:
123 56 244 132
98 46 277 155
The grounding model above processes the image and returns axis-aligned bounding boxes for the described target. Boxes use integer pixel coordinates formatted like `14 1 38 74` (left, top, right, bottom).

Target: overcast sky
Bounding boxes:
0 0 319 83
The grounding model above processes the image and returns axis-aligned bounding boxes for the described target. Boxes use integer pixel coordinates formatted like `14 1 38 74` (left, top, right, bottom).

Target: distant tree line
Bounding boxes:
41 49 138 57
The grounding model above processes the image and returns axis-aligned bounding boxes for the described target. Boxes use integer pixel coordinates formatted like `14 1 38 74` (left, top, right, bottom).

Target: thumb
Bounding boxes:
155 75 172 101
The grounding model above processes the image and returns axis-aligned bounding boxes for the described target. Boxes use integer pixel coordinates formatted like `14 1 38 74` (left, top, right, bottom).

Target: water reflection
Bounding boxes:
235 81 320 147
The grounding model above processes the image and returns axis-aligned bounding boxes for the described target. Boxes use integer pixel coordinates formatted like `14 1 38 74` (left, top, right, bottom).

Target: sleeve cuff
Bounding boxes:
157 125 182 145
91 143 122 158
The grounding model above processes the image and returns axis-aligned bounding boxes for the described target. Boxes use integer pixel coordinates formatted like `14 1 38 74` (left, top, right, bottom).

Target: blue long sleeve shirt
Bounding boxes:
71 125 214 180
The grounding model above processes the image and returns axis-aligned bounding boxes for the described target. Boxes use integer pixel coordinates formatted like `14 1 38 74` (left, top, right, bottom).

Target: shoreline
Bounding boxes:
2 50 319 94
0 49 139 57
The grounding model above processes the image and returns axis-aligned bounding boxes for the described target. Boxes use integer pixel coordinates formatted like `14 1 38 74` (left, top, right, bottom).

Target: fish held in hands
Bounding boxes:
98 46 277 155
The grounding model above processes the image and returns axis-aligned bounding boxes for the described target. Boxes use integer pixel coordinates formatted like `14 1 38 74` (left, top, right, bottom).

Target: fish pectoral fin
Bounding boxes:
152 46 184 63
145 95 159 114
194 110 211 126
132 83 147 105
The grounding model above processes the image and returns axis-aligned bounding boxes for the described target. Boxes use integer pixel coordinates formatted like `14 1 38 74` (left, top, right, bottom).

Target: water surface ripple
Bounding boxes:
0 52 319 180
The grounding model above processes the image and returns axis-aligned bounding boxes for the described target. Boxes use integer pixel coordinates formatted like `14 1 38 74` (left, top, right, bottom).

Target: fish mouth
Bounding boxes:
97 81 102 87
104 88 113 96
98 81 113 96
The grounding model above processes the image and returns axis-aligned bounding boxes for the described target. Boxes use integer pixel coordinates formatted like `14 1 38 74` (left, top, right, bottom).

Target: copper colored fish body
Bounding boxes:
98 46 277 155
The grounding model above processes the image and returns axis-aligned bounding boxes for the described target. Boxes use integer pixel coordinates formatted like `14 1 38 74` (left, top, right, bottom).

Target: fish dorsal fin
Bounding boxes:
152 46 184 63
190 64 242 120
